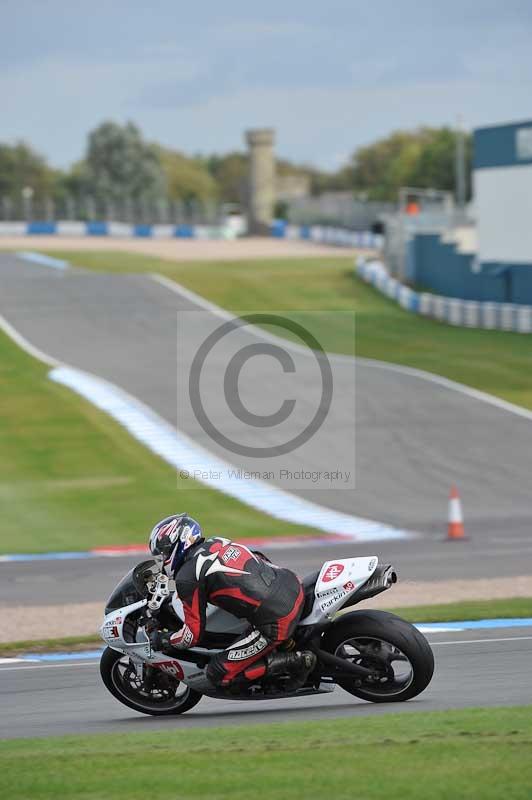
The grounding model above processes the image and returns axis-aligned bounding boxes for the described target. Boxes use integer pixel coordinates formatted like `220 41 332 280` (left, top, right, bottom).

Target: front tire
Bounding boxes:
100 647 202 716
322 610 434 703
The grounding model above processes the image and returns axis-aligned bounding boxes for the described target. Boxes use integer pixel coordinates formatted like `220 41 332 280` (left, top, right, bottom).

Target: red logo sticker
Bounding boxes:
323 563 344 582
154 660 185 680
343 581 355 591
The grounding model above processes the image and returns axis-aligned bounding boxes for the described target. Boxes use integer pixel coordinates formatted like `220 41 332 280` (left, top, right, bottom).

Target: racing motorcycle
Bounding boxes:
99 555 434 715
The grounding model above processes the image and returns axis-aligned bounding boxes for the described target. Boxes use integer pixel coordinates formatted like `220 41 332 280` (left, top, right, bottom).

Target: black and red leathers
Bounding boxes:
168 537 304 685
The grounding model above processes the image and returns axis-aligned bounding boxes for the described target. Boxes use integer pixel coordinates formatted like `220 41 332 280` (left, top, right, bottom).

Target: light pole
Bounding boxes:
21 186 34 221
455 116 466 213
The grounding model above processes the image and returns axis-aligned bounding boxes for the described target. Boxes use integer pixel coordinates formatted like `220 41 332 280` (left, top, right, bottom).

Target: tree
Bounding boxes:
204 152 248 204
343 127 473 201
156 147 218 203
84 121 166 204
0 142 56 212
409 127 472 198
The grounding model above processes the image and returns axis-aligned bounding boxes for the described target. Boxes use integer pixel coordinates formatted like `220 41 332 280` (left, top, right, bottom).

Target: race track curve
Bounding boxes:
0 252 531 539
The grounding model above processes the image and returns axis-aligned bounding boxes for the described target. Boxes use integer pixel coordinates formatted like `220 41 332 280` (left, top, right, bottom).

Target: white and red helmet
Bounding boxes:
148 513 203 575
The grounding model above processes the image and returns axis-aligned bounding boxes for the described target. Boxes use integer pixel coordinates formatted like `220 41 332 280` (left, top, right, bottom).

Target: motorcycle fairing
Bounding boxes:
299 556 379 625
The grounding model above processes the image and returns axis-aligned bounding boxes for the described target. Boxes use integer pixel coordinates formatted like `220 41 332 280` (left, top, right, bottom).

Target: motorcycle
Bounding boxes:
99 554 434 716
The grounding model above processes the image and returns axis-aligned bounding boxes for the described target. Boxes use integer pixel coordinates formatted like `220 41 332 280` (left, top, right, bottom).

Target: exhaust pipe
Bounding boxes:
343 564 397 608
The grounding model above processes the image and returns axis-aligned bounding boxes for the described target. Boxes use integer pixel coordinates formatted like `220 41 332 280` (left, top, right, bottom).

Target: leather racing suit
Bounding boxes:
168 537 304 686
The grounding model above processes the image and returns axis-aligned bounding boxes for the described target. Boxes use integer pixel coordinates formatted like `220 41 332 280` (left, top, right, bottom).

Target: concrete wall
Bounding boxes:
410 233 532 305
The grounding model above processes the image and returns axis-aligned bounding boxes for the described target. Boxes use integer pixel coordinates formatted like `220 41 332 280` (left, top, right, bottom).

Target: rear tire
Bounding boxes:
322 610 434 703
100 647 202 716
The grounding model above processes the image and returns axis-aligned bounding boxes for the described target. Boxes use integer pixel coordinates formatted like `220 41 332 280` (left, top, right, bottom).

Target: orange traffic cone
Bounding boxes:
447 485 465 540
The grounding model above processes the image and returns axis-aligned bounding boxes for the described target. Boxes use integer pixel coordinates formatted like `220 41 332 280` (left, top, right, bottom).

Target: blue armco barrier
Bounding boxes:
27 221 57 234
271 221 381 248
357 259 532 334
134 224 152 237
175 224 194 238
5 220 381 247
271 219 287 238
86 221 108 236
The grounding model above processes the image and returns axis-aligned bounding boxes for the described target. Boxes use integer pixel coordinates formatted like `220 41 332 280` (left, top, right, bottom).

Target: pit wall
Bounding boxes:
358 259 532 334
409 233 532 305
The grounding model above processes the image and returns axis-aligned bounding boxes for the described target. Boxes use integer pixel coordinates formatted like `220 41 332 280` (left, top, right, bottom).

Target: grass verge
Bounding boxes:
0 326 317 554
43 250 532 411
0 635 102 656
386 596 532 623
1 707 531 799
2 597 530 656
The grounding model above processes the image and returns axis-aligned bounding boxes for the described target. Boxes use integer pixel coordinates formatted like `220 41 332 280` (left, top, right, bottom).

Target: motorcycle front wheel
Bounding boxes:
100 647 202 716
322 610 434 703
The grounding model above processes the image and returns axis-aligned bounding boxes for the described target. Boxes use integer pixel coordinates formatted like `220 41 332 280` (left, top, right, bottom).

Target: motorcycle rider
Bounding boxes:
148 513 316 689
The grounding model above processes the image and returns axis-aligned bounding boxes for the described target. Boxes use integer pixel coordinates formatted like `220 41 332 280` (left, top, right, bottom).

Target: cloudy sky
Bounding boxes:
2 0 532 169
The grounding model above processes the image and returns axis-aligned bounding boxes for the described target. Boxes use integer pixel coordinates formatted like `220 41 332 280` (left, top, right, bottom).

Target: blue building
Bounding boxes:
409 119 532 305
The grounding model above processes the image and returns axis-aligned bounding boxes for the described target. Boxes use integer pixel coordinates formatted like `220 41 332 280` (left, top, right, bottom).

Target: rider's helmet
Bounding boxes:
148 513 203 576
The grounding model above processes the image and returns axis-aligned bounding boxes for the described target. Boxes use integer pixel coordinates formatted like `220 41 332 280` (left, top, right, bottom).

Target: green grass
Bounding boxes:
0 635 102 656
1 707 531 799
2 597 530 655
43 250 532 410
0 327 317 554
386 596 532 623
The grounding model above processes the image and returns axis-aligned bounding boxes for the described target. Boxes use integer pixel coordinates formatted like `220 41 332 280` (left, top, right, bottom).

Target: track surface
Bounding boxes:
2 526 532 609
0 252 531 538
1 628 530 739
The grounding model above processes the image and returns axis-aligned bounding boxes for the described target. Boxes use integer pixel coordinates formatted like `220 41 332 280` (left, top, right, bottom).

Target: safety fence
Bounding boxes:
0 219 383 247
358 259 532 334
272 221 382 249
0 221 234 238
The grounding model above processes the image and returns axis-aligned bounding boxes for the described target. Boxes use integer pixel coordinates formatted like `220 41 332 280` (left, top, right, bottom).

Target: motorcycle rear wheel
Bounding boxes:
322 610 434 703
100 647 202 716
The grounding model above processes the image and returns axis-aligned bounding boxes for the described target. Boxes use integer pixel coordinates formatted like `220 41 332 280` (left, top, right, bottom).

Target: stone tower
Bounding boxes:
245 128 276 235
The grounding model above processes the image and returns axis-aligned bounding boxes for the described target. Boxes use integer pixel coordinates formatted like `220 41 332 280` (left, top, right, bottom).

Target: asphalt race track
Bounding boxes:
0 252 531 537
1 250 532 598
1 627 531 739
2 523 532 610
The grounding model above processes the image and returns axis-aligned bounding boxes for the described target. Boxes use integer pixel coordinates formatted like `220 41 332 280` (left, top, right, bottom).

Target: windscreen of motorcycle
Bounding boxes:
105 559 158 614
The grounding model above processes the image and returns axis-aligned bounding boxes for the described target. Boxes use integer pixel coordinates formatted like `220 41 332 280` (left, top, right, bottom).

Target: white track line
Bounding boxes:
16 251 69 270
1 636 530 671
50 365 409 541
0 661 97 672
152 273 532 424
430 636 532 646
0 314 59 367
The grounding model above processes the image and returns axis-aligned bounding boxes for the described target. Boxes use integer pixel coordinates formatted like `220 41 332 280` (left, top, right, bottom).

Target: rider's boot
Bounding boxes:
265 650 317 689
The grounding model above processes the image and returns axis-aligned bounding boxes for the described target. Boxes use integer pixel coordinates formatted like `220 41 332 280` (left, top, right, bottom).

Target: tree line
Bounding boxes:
0 120 472 214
